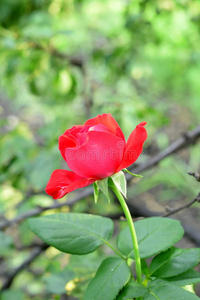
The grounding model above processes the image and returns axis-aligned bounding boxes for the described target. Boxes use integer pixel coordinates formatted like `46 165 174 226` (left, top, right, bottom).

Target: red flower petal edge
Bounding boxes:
117 122 147 171
84 113 125 141
45 169 95 200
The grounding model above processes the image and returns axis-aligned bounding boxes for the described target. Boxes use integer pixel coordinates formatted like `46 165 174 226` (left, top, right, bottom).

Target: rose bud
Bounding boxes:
46 113 147 199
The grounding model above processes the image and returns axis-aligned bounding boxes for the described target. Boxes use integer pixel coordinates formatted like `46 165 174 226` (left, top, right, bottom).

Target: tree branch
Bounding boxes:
0 187 93 230
106 190 200 246
127 125 200 178
188 171 200 182
163 192 200 217
1 244 49 290
31 42 84 68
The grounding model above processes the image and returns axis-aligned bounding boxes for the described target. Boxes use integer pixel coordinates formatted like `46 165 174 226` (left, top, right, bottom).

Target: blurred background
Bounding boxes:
0 0 200 299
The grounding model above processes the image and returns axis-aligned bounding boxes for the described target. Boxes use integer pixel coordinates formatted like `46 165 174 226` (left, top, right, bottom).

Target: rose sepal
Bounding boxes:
93 182 99 204
97 177 110 203
124 168 143 178
96 171 127 203
109 171 127 198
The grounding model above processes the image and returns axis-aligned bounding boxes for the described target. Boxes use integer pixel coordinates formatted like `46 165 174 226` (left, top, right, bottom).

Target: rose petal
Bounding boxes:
89 124 113 134
65 131 125 179
59 125 84 161
84 113 125 142
77 124 113 145
117 122 147 171
45 169 95 199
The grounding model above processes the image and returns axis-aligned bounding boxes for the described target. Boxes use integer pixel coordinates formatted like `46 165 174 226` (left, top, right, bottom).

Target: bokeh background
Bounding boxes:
0 0 200 299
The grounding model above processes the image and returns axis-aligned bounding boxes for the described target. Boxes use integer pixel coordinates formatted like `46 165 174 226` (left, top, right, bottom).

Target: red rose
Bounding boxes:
46 113 147 199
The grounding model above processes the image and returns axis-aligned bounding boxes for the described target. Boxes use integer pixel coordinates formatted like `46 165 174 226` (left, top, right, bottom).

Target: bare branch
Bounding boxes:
188 171 200 182
1 244 49 290
163 192 200 217
0 187 93 230
127 125 200 178
31 42 84 68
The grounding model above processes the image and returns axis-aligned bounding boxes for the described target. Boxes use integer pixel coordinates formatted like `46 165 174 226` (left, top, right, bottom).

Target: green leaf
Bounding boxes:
163 269 200 287
124 168 143 178
28 213 113 255
143 281 200 300
149 247 200 278
97 178 110 203
93 182 99 204
141 259 149 277
83 257 131 300
116 280 148 299
110 171 127 198
117 217 184 259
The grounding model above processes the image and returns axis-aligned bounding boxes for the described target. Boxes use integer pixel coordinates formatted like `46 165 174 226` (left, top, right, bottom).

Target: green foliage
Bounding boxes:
83 257 131 300
163 269 200 287
116 280 148 299
149 247 200 278
28 213 114 254
28 213 200 299
143 281 200 300
117 217 184 259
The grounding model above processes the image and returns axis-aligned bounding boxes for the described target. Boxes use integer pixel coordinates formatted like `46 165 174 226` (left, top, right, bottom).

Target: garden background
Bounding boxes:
0 0 200 299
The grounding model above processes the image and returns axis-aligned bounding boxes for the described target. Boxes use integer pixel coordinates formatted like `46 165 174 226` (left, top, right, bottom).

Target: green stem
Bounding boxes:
111 185 142 284
104 241 126 260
